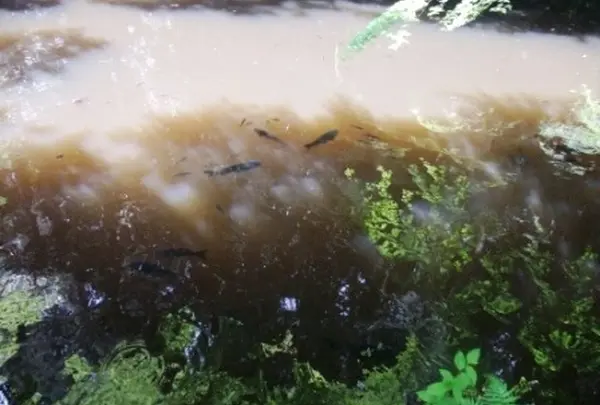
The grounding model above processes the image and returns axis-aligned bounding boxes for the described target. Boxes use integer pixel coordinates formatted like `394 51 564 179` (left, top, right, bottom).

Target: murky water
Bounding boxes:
1 0 600 400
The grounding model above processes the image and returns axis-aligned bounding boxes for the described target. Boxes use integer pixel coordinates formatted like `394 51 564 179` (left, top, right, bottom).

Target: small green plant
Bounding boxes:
346 161 485 280
416 348 521 405
0 290 44 367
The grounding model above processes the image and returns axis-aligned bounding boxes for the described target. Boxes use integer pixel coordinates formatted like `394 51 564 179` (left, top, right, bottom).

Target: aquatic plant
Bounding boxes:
350 158 600 402
345 160 484 279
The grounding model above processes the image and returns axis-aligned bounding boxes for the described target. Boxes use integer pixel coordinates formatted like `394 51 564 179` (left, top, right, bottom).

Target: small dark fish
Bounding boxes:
56 154 64 159
240 118 247 127
254 128 286 145
176 156 187 164
160 248 207 260
204 160 261 176
173 171 192 178
126 261 177 280
351 124 364 130
216 204 225 213
304 129 338 150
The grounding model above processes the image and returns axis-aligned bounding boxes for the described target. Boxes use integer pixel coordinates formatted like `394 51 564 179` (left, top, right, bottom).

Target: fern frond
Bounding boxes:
459 398 482 405
480 375 519 405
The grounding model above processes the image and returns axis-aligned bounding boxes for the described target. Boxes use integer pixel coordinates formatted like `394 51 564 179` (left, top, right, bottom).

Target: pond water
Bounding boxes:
0 0 600 403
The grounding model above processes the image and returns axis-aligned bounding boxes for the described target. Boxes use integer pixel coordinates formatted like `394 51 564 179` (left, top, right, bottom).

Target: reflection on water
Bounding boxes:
0 98 591 342
0 0 600 402
0 29 106 88
0 0 599 139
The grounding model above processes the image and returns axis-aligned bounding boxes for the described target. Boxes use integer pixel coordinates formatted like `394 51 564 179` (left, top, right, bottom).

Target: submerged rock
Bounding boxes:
0 0 58 10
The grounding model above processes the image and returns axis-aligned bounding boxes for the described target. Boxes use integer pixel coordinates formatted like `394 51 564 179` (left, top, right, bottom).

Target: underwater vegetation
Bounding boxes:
4 145 600 404
1 0 600 404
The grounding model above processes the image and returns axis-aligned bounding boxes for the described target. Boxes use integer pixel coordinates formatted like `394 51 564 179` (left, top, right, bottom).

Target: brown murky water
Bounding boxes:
0 0 600 388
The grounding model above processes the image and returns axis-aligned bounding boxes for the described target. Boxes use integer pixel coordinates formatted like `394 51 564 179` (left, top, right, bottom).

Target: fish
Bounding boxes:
304 129 338 150
159 248 207 260
125 261 177 280
173 171 192 178
253 128 286 145
204 160 261 176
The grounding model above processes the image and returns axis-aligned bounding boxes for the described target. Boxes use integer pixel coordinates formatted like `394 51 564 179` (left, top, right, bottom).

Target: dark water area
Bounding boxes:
0 97 599 403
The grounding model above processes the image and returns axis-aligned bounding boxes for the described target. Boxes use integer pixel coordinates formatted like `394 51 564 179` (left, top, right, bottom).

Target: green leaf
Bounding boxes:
466 348 481 365
455 372 474 390
454 350 467 371
439 368 454 382
425 382 449 399
531 347 557 371
416 390 435 403
485 294 522 316
465 366 477 386
452 385 464 403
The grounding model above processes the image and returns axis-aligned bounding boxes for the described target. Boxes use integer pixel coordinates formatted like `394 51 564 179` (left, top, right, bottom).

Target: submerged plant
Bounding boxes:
346 160 484 279
349 156 600 402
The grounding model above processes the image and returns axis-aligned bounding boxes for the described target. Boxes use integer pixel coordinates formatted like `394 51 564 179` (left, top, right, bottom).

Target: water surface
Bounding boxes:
0 1 600 400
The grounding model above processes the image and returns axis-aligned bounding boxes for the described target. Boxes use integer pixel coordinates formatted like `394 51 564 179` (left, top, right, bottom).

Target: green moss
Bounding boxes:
0 291 44 366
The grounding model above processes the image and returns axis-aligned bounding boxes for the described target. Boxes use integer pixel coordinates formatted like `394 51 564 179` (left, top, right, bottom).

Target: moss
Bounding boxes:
0 291 44 367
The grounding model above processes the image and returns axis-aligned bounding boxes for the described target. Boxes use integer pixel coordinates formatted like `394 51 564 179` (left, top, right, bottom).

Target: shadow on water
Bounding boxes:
0 95 599 401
